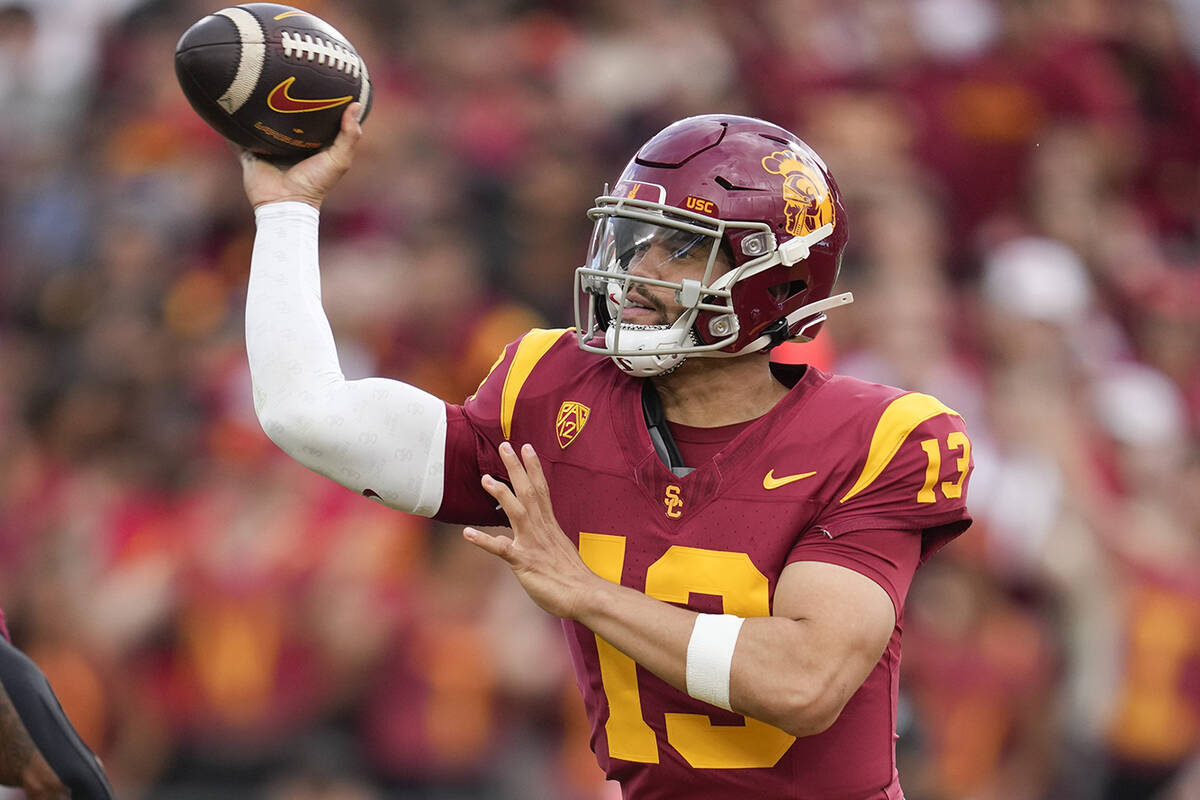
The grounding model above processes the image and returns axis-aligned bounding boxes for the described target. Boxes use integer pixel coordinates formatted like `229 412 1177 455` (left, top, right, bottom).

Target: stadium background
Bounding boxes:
1 0 1199 798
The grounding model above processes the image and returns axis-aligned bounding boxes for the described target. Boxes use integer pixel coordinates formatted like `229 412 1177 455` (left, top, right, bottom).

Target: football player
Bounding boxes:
240 105 973 799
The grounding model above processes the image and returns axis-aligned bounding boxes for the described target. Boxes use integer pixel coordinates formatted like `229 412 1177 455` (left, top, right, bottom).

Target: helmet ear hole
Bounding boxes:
768 280 807 302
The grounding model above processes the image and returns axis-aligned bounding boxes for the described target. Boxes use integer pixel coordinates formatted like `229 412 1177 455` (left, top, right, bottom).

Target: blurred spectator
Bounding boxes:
902 555 1060 800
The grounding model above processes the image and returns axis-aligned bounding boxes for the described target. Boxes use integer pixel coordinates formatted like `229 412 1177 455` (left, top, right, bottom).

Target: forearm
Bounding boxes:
246 201 447 515
575 578 836 736
575 575 694 692
468 446 885 738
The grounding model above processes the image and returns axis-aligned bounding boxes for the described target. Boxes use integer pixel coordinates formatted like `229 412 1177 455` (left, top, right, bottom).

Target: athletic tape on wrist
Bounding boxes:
685 613 744 711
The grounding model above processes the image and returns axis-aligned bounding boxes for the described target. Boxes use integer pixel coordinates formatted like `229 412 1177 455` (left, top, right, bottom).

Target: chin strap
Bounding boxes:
784 290 855 333
642 381 694 477
704 291 856 359
777 222 835 266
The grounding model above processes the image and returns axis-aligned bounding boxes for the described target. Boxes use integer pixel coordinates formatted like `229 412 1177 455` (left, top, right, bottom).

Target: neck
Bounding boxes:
651 352 790 427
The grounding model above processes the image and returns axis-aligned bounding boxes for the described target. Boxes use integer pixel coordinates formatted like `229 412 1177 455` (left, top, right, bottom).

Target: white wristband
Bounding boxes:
685 613 744 711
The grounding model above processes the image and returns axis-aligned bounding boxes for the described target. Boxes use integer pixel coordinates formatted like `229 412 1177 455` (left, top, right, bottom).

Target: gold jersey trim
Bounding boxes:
840 393 961 503
500 328 569 439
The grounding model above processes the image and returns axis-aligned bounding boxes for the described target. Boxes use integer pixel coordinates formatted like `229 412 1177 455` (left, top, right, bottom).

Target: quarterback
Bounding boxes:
241 105 972 799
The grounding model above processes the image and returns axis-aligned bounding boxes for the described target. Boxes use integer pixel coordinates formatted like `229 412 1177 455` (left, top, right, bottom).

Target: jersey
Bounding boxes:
436 329 973 800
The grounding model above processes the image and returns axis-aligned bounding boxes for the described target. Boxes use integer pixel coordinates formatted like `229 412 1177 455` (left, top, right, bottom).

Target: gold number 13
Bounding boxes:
917 431 970 504
577 533 796 769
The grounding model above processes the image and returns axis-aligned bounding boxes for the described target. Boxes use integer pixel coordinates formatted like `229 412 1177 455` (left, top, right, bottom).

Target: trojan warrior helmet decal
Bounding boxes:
761 149 836 237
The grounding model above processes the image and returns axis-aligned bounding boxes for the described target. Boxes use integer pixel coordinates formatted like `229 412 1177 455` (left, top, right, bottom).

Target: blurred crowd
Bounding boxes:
0 0 1198 798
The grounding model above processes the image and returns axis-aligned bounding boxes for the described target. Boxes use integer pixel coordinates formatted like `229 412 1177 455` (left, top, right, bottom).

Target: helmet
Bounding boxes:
574 114 853 377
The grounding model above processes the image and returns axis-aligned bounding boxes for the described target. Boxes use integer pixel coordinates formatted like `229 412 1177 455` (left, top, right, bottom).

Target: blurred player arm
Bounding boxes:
0 681 68 800
0 636 114 799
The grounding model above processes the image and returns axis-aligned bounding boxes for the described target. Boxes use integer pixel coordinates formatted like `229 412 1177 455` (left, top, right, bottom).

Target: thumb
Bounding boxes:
324 102 364 170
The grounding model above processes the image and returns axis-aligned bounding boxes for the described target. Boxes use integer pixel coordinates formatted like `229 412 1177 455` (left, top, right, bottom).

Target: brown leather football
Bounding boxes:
175 3 371 159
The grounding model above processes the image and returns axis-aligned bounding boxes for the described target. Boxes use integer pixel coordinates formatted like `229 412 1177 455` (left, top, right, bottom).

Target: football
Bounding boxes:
175 3 371 159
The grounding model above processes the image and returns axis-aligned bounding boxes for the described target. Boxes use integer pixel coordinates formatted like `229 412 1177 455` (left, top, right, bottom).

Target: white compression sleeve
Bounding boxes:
246 201 446 516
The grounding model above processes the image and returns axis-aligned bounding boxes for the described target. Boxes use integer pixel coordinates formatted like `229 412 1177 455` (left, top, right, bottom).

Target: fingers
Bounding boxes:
480 472 521 518
497 442 554 518
497 441 534 500
463 527 515 560
519 443 550 497
479 442 552 530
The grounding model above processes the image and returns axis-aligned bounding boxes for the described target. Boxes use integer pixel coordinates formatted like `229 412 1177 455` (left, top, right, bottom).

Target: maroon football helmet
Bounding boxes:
575 114 852 376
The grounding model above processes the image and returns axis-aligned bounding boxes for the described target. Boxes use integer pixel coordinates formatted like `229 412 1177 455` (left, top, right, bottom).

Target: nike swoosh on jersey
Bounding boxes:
762 469 818 490
266 77 353 113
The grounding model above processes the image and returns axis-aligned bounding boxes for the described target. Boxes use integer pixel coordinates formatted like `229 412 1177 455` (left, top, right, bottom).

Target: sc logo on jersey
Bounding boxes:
663 485 684 518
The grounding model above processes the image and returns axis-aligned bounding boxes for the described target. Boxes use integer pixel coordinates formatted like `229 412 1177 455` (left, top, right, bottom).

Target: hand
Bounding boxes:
463 442 599 620
240 102 364 210
20 754 69 800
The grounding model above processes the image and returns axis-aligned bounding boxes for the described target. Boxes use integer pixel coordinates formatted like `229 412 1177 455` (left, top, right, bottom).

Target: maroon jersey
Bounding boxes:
437 329 973 799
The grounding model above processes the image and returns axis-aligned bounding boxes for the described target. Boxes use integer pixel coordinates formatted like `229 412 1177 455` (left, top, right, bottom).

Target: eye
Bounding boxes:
618 241 650 269
669 235 705 260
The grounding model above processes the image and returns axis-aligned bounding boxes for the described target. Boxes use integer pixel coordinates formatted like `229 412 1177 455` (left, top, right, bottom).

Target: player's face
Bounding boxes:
612 222 732 326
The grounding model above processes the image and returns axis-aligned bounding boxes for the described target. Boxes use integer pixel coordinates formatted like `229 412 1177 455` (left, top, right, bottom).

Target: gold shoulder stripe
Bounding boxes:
840 393 960 503
501 328 569 439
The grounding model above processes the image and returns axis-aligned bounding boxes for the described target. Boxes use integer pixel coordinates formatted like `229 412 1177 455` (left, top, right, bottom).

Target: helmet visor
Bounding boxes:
576 211 736 354
593 217 714 277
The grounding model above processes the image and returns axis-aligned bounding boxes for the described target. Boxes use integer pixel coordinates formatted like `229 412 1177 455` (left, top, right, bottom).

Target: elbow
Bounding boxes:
255 399 318 456
768 675 851 738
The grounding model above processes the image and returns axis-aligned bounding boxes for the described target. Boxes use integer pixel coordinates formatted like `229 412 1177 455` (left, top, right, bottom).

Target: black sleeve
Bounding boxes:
0 637 114 799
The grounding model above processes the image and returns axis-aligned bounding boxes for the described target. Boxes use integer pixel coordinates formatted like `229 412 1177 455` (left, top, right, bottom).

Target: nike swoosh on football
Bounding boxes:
266 77 353 113
762 469 818 490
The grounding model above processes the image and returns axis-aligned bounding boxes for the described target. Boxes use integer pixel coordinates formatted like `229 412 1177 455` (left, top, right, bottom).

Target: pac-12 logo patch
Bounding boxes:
555 401 590 449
